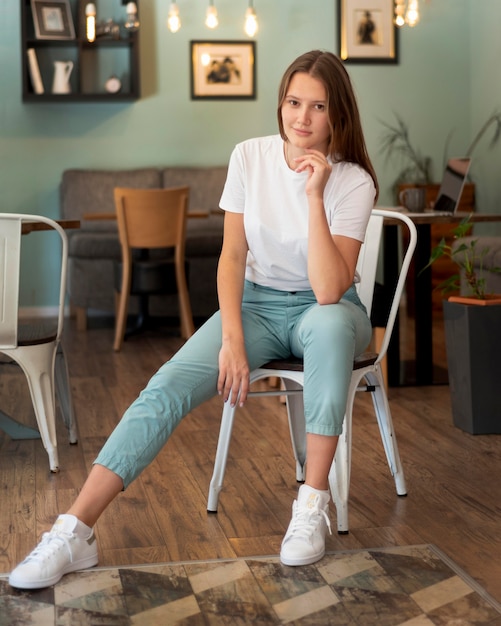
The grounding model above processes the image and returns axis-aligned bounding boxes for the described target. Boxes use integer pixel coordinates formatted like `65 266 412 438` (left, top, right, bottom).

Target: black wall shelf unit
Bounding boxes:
21 0 140 103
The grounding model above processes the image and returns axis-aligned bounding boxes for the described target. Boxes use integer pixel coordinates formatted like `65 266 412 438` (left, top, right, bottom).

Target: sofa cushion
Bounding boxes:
68 231 121 259
162 167 227 215
61 168 162 228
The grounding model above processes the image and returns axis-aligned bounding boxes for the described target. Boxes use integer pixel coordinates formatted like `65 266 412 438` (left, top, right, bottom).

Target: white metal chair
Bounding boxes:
0 213 77 472
207 209 417 533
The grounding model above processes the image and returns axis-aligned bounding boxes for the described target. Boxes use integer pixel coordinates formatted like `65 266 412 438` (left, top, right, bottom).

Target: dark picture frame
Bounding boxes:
338 0 398 64
31 0 75 40
190 40 256 100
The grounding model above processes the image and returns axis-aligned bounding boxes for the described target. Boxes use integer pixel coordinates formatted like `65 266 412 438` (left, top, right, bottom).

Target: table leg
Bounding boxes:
414 224 434 385
384 225 402 387
384 222 442 386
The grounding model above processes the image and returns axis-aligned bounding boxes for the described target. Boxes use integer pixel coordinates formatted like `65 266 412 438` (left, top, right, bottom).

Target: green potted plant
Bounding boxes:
424 215 501 303
381 111 501 311
380 110 501 190
423 215 501 434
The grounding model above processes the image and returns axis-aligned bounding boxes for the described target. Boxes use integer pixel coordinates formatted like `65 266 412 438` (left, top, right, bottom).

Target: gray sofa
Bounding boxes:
60 167 227 330
452 236 501 296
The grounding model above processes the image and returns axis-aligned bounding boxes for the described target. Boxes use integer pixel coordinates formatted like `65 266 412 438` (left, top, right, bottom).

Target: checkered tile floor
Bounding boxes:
1 545 500 625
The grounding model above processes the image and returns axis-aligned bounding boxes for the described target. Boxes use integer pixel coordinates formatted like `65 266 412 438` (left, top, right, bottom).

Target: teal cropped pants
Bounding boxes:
95 280 372 488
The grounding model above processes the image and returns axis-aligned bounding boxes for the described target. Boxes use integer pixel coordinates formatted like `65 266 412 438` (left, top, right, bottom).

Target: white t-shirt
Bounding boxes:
219 134 376 292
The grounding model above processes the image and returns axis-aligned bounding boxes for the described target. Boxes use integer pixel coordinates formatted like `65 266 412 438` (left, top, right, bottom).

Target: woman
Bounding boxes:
9 49 378 589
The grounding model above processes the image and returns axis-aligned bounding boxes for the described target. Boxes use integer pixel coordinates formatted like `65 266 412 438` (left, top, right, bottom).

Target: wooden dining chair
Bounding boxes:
113 187 195 352
0 213 77 472
207 209 417 533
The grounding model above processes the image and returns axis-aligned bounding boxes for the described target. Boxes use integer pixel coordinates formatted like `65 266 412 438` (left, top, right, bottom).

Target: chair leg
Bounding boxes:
113 289 130 352
283 380 307 483
207 401 238 512
328 375 358 534
75 306 87 332
55 344 78 444
177 285 195 339
329 415 352 534
366 370 407 496
14 343 60 472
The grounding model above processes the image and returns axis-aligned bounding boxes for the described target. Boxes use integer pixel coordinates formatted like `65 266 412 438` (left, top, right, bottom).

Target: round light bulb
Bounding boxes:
85 2 96 42
205 5 218 29
244 7 258 37
167 2 181 33
124 2 140 31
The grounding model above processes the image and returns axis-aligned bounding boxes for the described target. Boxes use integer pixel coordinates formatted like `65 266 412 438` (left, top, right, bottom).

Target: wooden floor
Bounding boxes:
1 310 501 605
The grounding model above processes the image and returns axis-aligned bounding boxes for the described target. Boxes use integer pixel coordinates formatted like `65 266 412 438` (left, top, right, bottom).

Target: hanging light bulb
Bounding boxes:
124 2 139 31
405 0 420 27
394 0 406 27
244 0 258 37
85 2 96 42
205 0 218 29
167 1 181 33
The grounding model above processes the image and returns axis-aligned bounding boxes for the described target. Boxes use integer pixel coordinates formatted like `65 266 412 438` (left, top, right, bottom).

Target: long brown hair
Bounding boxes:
277 50 379 200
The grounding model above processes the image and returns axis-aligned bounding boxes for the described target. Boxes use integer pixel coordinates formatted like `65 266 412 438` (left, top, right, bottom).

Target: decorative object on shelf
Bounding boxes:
190 40 256 101
31 0 75 40
105 75 122 93
26 48 44 94
338 0 398 64
85 1 139 42
85 2 96 42
52 60 74 94
167 1 258 37
95 18 121 39
394 0 421 27
124 1 140 31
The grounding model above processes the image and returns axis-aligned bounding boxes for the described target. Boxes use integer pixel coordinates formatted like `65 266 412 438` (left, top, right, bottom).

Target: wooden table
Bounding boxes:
382 210 501 386
0 218 80 439
21 218 80 234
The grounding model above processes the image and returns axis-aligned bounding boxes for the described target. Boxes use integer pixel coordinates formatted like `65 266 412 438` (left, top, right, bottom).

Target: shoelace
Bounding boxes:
23 531 75 565
288 499 332 541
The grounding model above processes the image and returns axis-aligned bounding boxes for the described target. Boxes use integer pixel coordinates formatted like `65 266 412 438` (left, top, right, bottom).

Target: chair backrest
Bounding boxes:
363 209 417 362
355 212 385 317
0 213 68 349
114 187 190 253
0 218 22 348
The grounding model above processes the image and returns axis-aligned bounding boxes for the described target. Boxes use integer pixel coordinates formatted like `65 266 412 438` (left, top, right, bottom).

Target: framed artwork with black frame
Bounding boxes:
338 0 398 64
31 0 75 40
190 40 256 100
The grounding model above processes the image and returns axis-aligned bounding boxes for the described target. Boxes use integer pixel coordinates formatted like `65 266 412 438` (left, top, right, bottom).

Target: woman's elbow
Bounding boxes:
314 287 344 306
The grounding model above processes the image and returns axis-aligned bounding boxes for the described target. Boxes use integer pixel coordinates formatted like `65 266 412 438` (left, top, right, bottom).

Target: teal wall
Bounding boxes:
1 0 500 307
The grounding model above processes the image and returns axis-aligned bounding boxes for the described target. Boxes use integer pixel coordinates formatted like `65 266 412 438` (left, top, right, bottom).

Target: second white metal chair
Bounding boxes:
207 209 417 533
0 213 77 472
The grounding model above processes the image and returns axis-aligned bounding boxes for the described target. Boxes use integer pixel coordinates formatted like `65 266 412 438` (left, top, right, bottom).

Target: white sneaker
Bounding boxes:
9 514 98 589
280 484 332 566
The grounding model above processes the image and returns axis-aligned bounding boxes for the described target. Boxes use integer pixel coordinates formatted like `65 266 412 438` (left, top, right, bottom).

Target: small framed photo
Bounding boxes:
31 0 76 40
190 40 256 100
338 0 398 64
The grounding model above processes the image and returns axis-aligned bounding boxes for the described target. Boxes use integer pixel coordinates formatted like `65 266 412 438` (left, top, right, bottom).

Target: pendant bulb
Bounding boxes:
205 3 218 29
244 4 258 37
167 1 181 33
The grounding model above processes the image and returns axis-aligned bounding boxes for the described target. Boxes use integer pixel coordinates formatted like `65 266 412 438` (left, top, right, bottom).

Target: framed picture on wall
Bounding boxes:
190 41 256 100
338 0 398 64
31 0 75 40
